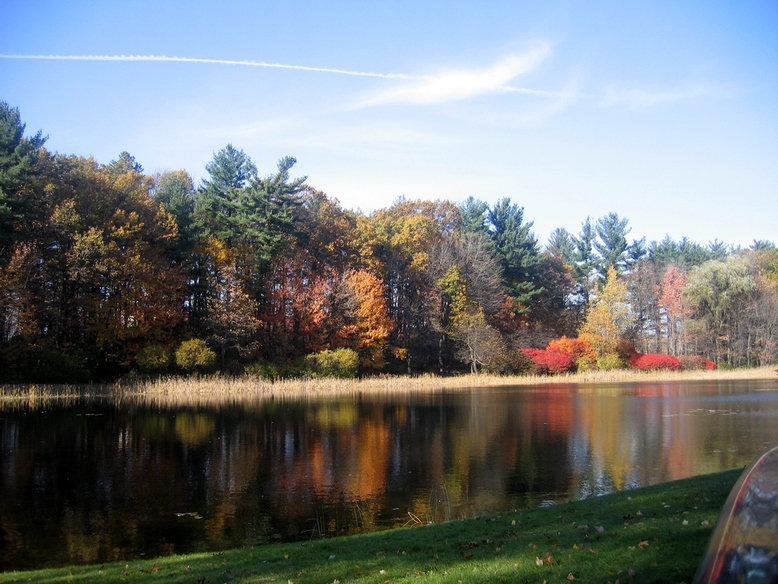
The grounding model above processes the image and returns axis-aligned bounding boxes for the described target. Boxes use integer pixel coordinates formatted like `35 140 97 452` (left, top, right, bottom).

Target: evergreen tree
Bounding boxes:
572 217 599 307
459 196 489 234
546 227 576 263
0 101 46 260
194 144 257 243
487 197 543 313
105 151 143 177
594 212 645 275
648 235 712 269
237 155 306 268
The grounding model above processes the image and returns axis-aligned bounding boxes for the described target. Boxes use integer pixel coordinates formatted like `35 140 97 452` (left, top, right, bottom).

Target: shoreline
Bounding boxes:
1 365 775 407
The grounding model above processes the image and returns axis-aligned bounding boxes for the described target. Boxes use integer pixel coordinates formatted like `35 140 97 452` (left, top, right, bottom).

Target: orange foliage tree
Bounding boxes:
339 270 394 370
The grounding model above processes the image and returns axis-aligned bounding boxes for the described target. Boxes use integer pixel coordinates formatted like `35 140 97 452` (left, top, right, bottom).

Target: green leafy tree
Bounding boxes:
175 338 216 372
154 170 207 328
450 309 504 374
685 255 758 366
303 347 359 378
136 345 171 373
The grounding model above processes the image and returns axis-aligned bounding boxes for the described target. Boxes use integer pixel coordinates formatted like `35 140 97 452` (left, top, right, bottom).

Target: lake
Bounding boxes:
1 378 777 570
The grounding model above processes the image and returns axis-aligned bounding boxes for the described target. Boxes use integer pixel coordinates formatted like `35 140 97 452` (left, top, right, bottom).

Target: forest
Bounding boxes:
1 100 777 382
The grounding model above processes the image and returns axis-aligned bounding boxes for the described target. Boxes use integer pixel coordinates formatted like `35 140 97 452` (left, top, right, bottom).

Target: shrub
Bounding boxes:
521 348 576 375
136 345 171 373
629 352 682 371
577 355 598 371
175 339 217 373
596 353 625 370
547 336 597 365
303 348 359 378
487 347 535 375
18 346 92 383
244 361 285 380
677 355 717 370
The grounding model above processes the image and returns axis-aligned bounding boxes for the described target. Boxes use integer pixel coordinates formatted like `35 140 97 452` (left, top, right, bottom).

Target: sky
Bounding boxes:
1 0 776 248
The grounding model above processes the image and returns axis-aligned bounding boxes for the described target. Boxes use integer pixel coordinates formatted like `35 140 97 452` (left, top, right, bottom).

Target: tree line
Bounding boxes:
1 101 776 382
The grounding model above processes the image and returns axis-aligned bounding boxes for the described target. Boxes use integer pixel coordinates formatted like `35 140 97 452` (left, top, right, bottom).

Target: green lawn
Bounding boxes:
1 469 742 584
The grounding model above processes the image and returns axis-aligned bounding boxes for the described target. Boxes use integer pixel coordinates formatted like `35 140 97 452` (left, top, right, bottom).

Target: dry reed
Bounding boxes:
2 366 775 409
118 365 777 408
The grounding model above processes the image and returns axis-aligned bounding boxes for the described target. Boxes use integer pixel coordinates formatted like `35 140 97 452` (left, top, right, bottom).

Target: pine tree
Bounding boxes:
0 101 46 260
193 144 257 243
487 197 543 313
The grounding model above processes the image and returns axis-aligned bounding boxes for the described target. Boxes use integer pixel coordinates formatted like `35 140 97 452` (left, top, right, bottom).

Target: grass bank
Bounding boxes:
0 468 742 583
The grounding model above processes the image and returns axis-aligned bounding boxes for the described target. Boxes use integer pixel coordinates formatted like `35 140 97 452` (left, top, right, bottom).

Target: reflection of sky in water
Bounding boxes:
0 379 776 570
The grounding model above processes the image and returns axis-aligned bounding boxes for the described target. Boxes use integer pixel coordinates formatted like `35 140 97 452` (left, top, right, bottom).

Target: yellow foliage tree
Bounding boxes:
579 266 634 362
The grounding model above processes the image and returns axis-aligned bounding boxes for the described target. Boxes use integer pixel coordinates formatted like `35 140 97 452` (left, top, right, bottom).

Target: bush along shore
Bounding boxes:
0 469 743 583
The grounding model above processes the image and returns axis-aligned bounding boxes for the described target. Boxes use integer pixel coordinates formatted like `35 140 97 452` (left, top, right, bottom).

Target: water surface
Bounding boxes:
1 378 776 570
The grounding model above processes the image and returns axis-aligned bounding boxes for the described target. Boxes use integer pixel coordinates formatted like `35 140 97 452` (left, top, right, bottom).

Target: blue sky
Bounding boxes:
1 0 776 248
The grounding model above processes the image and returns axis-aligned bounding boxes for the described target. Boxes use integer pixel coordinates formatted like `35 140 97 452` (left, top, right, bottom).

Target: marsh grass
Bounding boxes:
0 468 743 583
2 366 775 409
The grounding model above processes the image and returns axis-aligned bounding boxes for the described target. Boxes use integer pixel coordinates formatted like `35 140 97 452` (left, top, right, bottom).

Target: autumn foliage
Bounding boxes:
0 102 751 382
546 336 597 365
522 347 576 375
629 353 682 371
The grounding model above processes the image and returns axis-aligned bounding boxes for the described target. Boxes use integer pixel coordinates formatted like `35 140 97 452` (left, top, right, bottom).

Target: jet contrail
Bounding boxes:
0 53 415 80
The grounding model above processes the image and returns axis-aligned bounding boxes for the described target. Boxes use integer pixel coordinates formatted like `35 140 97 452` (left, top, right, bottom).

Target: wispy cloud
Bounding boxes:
357 45 552 107
0 53 413 80
600 84 728 108
0 48 565 109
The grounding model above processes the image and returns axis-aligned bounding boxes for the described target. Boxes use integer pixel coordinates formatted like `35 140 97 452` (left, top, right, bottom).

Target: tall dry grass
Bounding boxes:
110 365 778 407
2 366 775 409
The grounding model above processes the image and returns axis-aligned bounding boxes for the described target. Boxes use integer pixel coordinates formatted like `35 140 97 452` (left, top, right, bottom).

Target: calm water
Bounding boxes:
1 379 777 570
